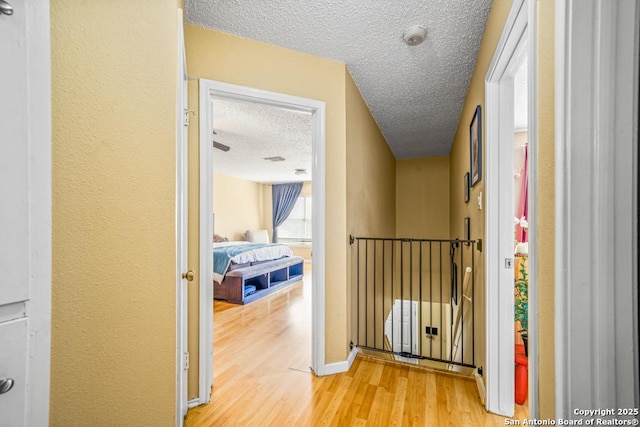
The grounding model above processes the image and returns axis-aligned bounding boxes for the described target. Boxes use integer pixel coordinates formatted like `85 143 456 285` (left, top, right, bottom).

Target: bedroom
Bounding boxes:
210 96 313 303
207 94 315 394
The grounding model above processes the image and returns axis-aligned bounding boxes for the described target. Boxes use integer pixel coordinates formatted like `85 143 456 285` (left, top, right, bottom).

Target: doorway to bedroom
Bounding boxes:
210 95 313 373
196 79 326 407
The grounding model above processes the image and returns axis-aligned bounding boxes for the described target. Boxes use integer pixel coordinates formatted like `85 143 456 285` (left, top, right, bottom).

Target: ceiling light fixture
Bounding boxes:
402 25 427 46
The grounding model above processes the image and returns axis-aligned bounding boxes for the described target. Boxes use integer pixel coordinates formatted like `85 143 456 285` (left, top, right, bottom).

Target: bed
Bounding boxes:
213 241 304 304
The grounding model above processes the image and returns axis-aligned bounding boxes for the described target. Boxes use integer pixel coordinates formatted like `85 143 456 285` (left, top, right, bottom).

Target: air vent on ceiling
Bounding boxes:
213 141 230 152
264 156 285 162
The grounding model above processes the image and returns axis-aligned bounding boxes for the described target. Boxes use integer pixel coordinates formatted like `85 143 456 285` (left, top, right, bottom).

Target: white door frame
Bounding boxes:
554 0 640 417
0 0 52 423
197 79 326 403
175 8 188 426
25 1 52 423
485 0 538 417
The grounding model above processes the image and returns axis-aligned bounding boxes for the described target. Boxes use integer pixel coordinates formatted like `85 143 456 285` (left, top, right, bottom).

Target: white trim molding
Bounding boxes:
525 0 539 417
198 79 327 403
555 0 640 418
25 1 52 425
198 81 215 404
485 0 537 418
175 8 189 426
318 348 359 377
475 368 486 405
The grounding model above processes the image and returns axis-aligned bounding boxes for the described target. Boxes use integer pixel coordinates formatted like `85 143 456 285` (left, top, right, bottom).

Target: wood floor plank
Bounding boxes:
185 266 524 426
388 376 407 426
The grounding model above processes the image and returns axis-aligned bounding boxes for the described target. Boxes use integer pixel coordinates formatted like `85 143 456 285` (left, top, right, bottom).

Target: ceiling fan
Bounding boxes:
212 129 230 152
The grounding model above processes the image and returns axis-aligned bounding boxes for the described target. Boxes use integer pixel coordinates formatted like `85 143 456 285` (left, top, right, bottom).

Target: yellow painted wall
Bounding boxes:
50 1 178 424
448 0 555 417
290 245 312 260
448 0 512 393
396 157 450 239
213 173 268 241
537 0 555 418
300 181 312 197
395 157 451 314
345 70 396 346
261 184 274 242
345 71 396 239
185 25 348 398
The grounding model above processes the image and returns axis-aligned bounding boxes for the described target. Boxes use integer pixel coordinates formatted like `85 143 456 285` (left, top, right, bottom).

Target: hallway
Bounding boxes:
185 267 516 426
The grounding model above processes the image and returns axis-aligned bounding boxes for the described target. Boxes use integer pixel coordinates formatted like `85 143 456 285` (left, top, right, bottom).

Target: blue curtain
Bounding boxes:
272 182 303 242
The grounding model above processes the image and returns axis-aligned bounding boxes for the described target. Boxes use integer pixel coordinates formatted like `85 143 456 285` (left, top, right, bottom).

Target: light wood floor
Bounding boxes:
185 266 527 426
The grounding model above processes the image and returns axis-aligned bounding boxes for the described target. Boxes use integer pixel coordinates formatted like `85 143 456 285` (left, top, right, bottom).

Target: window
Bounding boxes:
278 196 312 243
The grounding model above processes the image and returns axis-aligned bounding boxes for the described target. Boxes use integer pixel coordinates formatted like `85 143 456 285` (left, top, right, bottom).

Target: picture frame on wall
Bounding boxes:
464 172 470 203
470 105 482 186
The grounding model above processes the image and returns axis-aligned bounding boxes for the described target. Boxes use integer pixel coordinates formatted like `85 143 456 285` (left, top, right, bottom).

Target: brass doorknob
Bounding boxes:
182 270 195 281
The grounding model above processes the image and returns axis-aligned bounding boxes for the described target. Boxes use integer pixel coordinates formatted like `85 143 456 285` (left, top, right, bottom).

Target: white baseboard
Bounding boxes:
188 398 201 409
347 346 359 366
475 369 486 405
318 347 359 376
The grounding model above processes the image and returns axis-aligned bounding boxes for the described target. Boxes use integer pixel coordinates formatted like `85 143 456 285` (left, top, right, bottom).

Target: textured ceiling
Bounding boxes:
212 98 312 184
186 0 492 158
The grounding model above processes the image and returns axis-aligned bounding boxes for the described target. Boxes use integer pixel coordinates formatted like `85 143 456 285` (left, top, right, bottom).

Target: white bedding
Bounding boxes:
212 241 293 283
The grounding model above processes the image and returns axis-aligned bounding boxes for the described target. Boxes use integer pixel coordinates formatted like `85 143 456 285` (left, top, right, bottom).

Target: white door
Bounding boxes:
176 8 189 426
0 1 51 426
384 300 419 364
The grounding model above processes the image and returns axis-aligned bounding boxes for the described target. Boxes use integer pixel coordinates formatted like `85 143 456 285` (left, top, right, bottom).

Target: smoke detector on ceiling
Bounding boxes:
402 25 427 46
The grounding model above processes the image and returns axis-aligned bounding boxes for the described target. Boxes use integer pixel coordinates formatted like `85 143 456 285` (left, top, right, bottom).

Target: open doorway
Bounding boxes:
209 96 314 387
196 79 327 405
485 0 538 418
512 57 530 418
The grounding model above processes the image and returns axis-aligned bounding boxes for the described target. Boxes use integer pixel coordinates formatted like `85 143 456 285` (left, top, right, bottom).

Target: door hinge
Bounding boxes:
505 258 513 269
183 352 189 370
183 109 190 127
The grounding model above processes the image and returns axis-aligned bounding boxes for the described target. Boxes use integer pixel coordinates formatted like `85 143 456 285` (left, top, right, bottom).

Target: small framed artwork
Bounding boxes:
470 105 482 186
464 172 470 203
464 217 471 245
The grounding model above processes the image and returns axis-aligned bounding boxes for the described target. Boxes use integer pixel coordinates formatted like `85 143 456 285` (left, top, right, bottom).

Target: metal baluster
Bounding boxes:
373 240 377 349
460 240 464 364
382 240 386 351
365 240 368 348
410 240 413 356
419 241 423 358
472 242 476 366
357 239 360 346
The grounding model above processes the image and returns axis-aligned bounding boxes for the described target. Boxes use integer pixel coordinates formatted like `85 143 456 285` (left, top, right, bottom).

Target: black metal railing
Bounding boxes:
350 236 481 368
